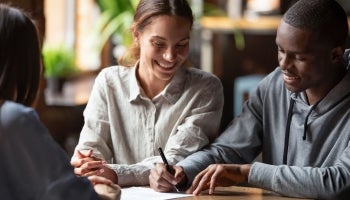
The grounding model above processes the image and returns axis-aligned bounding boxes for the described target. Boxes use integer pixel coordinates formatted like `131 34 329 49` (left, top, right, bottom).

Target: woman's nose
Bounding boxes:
163 47 176 62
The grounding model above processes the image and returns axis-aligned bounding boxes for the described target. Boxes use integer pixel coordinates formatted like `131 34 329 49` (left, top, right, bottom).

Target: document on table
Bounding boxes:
121 187 192 200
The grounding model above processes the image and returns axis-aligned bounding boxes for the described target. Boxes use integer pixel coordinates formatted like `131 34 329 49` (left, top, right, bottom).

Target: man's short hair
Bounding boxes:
283 0 348 47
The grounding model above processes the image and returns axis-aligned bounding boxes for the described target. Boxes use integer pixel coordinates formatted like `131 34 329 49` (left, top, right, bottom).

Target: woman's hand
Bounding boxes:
188 164 251 195
149 163 186 192
71 150 105 176
71 150 118 184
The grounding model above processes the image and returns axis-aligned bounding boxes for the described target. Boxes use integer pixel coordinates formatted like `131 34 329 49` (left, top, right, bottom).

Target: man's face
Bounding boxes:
276 20 334 95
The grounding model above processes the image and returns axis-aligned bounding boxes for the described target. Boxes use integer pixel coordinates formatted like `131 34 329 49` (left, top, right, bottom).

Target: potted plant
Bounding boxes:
42 44 79 93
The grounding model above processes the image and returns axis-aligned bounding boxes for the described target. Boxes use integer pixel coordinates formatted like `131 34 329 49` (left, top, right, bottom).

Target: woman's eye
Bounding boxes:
152 41 165 48
176 43 188 48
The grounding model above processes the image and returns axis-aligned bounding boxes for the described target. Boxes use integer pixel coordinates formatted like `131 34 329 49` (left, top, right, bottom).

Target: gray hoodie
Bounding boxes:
179 50 350 199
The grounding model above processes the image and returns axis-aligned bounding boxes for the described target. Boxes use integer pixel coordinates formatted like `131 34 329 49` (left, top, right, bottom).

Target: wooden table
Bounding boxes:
173 186 311 200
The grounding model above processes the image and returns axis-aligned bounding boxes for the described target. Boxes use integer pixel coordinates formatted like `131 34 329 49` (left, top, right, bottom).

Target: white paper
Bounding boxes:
121 187 192 200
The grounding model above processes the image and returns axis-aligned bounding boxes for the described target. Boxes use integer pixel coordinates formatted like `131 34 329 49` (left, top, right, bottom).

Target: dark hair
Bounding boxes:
0 4 41 106
118 0 194 66
283 0 348 47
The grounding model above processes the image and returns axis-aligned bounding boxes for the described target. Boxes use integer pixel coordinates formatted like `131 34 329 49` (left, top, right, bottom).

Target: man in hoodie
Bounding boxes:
149 0 350 199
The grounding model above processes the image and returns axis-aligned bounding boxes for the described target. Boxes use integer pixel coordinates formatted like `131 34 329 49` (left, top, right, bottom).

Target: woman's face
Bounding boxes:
135 15 191 85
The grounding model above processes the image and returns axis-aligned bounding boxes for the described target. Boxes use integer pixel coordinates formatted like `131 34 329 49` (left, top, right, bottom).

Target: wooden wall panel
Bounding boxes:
0 0 45 42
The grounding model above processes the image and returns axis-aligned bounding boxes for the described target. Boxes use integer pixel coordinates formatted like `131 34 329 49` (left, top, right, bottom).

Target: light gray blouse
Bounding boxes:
73 64 224 186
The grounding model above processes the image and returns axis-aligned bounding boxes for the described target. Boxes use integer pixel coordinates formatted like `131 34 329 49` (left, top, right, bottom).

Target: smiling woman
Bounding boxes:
70 0 224 188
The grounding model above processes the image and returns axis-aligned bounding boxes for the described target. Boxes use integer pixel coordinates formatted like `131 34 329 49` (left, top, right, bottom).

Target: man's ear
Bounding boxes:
331 46 344 63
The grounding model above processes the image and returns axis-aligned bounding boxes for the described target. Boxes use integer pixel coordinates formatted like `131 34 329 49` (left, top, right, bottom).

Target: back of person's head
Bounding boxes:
0 4 41 106
283 0 348 48
118 0 193 66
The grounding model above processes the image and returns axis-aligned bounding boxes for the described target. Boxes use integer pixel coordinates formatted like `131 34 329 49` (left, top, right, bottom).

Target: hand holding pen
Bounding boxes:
157 147 180 192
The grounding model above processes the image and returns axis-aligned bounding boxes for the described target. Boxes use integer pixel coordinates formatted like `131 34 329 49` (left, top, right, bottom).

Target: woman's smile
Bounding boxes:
154 60 177 72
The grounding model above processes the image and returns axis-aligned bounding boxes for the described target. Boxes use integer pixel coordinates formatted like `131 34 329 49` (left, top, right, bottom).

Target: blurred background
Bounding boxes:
2 0 350 155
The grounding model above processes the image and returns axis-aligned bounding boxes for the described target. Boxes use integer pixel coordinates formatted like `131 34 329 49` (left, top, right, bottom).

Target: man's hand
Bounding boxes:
89 176 122 200
188 164 251 195
149 163 186 192
88 175 113 185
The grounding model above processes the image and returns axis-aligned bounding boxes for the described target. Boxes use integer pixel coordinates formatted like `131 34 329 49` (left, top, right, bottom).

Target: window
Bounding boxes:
45 0 101 71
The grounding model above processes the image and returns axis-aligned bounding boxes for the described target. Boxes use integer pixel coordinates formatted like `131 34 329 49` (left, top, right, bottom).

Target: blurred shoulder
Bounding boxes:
0 101 39 130
1 101 36 120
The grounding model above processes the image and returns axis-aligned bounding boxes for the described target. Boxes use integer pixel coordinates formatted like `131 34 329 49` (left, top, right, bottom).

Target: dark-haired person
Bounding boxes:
149 0 350 199
71 0 223 187
0 3 120 200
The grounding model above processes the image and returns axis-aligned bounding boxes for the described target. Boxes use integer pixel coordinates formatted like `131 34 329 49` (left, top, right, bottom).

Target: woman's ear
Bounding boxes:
132 29 139 44
331 46 344 63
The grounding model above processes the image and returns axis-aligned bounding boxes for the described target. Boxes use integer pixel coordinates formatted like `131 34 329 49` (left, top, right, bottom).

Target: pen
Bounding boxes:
158 147 180 192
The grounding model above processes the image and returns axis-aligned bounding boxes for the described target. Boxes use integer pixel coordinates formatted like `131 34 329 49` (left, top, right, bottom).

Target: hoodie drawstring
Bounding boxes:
283 98 295 165
302 102 320 140
283 98 322 164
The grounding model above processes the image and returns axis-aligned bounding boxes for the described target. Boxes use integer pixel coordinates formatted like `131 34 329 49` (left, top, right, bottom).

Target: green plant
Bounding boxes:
94 0 139 52
202 2 227 16
42 44 78 78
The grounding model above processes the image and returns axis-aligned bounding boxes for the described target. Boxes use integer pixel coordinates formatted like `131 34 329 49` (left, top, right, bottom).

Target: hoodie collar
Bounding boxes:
290 71 350 113
318 67 350 111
